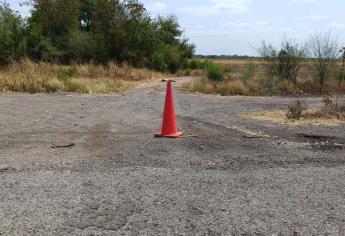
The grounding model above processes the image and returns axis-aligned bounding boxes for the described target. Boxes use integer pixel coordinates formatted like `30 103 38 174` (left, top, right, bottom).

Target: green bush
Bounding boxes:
206 62 224 81
57 66 78 81
152 52 168 72
164 46 182 73
189 59 199 70
185 68 192 76
181 58 189 69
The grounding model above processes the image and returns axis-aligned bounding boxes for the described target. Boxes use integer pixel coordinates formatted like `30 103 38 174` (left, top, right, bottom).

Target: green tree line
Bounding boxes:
0 0 195 72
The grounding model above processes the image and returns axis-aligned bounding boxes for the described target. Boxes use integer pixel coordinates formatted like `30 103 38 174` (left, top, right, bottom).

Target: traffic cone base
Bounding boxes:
154 131 183 138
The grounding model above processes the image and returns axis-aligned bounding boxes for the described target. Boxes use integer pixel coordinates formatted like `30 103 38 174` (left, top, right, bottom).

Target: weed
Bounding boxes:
286 100 307 120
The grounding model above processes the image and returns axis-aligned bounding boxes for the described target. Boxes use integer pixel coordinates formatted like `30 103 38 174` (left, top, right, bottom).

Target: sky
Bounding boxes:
8 0 345 56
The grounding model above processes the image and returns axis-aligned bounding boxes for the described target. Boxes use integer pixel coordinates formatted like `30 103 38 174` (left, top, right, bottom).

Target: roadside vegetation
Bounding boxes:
1 1 344 97
185 33 345 96
298 96 345 121
241 96 345 126
0 1 193 93
286 96 345 121
0 58 161 93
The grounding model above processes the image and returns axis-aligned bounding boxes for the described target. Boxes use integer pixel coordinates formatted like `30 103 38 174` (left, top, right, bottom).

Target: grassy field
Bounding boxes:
186 58 345 96
0 59 164 94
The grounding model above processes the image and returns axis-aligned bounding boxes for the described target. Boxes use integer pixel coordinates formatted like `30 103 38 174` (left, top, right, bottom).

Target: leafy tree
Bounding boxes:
67 30 97 62
0 3 26 64
0 0 195 71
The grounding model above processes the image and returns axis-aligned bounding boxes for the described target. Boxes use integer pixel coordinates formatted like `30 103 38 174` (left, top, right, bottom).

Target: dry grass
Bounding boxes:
0 58 163 94
241 109 345 126
241 97 345 126
186 78 248 96
190 58 345 96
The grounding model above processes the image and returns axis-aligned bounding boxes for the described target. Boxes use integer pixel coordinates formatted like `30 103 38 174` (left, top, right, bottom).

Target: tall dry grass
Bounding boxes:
0 58 163 93
187 78 248 96
185 58 345 96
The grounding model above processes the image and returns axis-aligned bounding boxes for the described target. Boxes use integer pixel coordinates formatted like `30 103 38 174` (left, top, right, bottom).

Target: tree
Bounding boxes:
277 41 306 84
258 40 305 85
0 3 26 65
308 32 339 88
258 42 279 79
337 47 345 86
1 0 194 71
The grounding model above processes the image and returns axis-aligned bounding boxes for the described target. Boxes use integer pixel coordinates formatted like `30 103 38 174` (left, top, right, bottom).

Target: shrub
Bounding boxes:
57 66 78 81
286 100 307 120
278 80 296 94
185 68 192 76
322 96 345 113
206 62 224 81
216 80 248 95
225 80 248 95
188 59 200 70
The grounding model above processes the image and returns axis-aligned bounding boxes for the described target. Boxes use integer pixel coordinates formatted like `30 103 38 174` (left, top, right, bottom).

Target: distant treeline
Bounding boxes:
196 55 260 60
0 0 194 72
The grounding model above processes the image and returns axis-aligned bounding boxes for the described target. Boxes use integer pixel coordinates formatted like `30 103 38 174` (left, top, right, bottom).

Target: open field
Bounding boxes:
1 77 345 235
199 58 343 74
187 58 345 95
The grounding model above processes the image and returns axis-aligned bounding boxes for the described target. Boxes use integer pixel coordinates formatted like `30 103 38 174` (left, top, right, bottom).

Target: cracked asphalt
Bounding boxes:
0 78 345 235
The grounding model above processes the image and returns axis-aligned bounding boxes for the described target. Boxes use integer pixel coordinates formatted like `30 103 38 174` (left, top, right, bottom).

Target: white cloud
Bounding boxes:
190 20 292 36
290 0 318 3
307 14 328 21
178 0 252 16
211 0 252 13
146 1 167 14
328 22 345 29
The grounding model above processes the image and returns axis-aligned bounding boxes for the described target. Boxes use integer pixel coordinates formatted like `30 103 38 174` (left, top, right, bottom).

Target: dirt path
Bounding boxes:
135 76 192 90
0 78 345 235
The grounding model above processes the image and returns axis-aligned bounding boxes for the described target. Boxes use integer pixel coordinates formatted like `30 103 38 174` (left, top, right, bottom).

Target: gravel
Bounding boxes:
0 79 344 235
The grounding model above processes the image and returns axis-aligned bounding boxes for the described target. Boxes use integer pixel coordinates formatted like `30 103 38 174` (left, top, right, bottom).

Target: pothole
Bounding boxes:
298 133 343 151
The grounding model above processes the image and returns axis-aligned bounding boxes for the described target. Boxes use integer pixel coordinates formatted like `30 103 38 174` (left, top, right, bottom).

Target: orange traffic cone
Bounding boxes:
155 80 183 138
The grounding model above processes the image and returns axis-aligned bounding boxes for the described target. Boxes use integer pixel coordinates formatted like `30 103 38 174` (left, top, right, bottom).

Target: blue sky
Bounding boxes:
8 0 345 55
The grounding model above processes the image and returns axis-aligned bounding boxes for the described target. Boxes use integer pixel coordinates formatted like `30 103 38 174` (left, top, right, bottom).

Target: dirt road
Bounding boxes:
1 77 345 235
